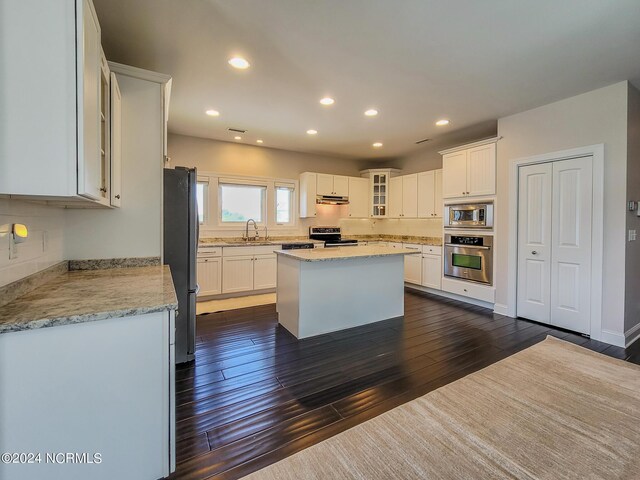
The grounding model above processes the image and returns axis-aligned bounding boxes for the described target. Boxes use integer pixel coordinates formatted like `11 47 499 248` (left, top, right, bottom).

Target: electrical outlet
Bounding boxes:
629 230 637 242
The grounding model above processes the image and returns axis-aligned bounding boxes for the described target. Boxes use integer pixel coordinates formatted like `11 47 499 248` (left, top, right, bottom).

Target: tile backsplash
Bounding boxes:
0 198 65 287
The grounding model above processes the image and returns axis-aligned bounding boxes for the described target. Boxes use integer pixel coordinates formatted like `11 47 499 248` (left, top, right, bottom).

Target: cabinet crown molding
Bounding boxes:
438 136 502 156
108 61 172 84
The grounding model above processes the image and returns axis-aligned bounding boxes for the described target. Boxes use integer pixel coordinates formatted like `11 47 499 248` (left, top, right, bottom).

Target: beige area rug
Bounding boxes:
244 336 640 480
196 293 276 315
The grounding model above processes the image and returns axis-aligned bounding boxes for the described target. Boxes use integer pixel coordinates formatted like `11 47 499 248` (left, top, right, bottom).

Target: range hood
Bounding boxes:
316 194 349 205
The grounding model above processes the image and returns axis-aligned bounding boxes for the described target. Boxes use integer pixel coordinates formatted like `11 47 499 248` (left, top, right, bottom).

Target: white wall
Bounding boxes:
496 81 629 339
169 134 469 238
168 133 364 178
65 74 164 260
365 120 497 175
0 199 65 287
625 83 640 335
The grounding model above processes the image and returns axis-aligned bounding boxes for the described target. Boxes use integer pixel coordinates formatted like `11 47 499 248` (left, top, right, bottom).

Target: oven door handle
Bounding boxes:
445 244 492 250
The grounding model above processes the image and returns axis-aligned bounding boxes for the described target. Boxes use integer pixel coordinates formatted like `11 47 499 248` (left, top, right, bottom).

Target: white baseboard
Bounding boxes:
625 322 640 348
405 283 494 310
197 288 275 302
600 329 626 348
493 303 514 317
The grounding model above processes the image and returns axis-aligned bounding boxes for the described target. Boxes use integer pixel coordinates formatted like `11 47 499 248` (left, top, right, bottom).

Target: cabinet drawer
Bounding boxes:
422 245 442 255
254 245 280 255
368 241 388 247
198 246 222 258
223 246 255 257
441 277 495 303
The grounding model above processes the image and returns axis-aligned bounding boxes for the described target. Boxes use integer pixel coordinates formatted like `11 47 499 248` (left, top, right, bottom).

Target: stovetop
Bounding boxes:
309 226 358 246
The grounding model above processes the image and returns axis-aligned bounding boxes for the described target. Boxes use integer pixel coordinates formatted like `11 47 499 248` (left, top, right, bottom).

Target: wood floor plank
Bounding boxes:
170 289 640 479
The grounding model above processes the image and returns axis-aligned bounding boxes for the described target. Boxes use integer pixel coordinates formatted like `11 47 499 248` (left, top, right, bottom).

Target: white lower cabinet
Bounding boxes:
404 253 422 285
0 311 174 480
222 256 254 293
421 254 442 289
197 257 222 296
217 246 281 295
403 243 422 284
253 254 277 290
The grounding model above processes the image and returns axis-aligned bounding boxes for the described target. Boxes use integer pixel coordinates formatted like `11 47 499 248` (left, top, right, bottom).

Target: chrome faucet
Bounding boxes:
245 219 259 241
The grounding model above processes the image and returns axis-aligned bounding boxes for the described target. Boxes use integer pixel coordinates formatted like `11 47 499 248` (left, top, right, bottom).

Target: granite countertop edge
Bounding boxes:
274 248 417 262
199 236 442 247
0 264 178 335
0 302 178 335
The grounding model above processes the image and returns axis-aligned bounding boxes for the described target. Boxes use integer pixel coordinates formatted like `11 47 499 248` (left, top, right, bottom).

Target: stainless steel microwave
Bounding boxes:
444 202 494 229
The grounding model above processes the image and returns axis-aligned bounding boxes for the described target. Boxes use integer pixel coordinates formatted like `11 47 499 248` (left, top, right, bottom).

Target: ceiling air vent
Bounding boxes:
415 138 431 145
228 128 247 133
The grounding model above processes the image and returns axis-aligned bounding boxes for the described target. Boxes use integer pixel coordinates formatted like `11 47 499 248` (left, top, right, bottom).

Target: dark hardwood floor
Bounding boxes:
169 289 639 480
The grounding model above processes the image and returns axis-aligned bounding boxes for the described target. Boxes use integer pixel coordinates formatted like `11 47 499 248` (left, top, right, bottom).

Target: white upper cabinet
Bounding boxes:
441 140 497 199
316 174 334 196
110 72 122 207
402 174 418 218
467 144 496 197
418 169 443 218
333 176 349 196
316 174 349 196
0 0 118 207
442 151 468 199
389 174 418 218
389 176 403 218
299 172 317 218
77 1 102 201
347 177 369 218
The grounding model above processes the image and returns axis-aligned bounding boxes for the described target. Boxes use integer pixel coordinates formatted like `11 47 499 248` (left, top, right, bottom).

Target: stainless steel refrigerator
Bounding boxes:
163 167 198 363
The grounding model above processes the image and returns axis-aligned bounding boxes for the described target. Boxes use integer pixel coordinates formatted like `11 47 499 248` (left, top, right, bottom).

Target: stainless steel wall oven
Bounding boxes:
444 234 493 285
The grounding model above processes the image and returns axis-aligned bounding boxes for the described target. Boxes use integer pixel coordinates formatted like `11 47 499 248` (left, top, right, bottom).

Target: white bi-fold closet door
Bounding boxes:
517 156 593 334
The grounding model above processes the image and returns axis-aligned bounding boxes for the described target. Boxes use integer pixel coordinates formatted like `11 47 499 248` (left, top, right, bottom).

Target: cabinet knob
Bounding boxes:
115 194 120 199
100 187 107 193
531 251 538 255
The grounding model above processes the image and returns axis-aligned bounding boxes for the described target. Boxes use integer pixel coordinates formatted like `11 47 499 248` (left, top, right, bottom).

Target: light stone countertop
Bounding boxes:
199 238 324 247
274 245 418 262
199 236 442 247
0 265 178 334
350 235 443 246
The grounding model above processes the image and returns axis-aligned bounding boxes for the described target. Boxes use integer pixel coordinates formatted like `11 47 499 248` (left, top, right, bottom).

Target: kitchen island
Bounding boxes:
275 245 415 338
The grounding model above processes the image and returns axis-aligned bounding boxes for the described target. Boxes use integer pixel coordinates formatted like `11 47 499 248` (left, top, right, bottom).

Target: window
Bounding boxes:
196 182 208 224
219 183 265 223
276 185 294 224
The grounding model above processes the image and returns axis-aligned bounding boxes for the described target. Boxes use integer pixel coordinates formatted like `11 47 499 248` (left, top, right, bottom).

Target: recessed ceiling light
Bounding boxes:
364 109 378 117
256 139 263 144
205 109 220 117
435 119 450 126
306 129 318 135
372 142 383 148
234 136 242 140
228 56 250 69
320 97 335 106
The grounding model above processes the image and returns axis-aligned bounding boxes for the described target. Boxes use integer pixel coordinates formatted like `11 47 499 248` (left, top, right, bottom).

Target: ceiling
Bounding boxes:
93 0 640 159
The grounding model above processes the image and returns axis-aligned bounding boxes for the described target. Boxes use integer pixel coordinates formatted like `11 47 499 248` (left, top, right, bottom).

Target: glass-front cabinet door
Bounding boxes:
371 173 387 217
